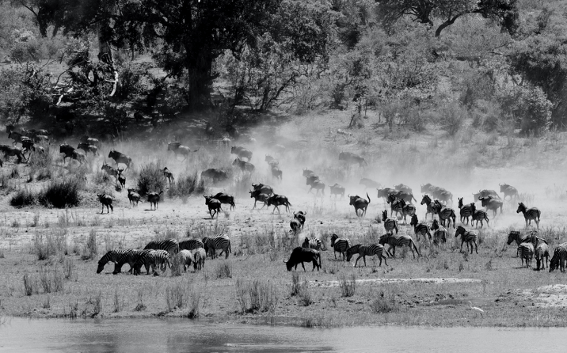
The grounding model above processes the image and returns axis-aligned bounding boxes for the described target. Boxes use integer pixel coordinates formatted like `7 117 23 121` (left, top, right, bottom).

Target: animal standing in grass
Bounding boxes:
97 194 114 214
203 234 231 259
302 237 322 251
147 190 163 210
454 226 478 254
431 219 447 246
163 167 174 184
191 248 206 270
212 192 235 210
517 242 534 268
410 214 431 245
96 249 138 274
420 194 436 220
535 239 549 271
378 233 420 259
458 198 474 225
267 194 292 213
204 196 222 218
346 244 388 267
549 244 567 273
329 183 345 198
284 247 321 271
349 193 370 217
127 188 140 207
143 238 180 255
516 202 541 229
330 234 350 261
382 210 399 235
479 196 503 217
108 150 133 169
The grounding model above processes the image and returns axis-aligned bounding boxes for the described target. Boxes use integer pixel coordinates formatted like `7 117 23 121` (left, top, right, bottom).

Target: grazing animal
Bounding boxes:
212 192 235 210
516 202 541 229
360 178 380 189
249 189 269 209
284 247 321 271
386 194 404 218
0 144 26 163
178 250 195 272
410 214 431 244
108 150 133 169
202 235 231 259
473 189 500 201
252 183 274 196
377 187 397 202
201 168 228 183
127 188 140 207
117 171 126 189
59 144 85 164
163 167 175 183
478 196 503 216
308 180 326 195
349 193 371 217
293 211 306 227
535 240 550 271
144 238 180 255
517 243 534 268
330 234 350 261
382 210 399 235
290 218 302 234
271 166 283 180
167 142 199 159
267 194 292 213
549 244 567 273
302 237 322 251
97 193 114 214
471 208 490 228
134 249 171 274
96 249 138 274
191 248 206 270
432 201 456 229
329 183 345 198
179 239 205 251
346 244 388 267
394 183 412 194
232 158 255 172
230 146 253 160
431 219 447 246
500 184 519 200
420 194 436 220
77 142 98 156
454 226 478 254
458 198 474 225
339 152 367 167
507 230 538 257
101 163 122 180
204 196 223 218
147 190 163 210
378 233 420 259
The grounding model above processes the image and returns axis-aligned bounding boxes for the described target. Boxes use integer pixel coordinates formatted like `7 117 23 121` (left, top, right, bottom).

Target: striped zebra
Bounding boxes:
330 234 350 261
420 194 436 220
549 243 567 273
346 244 388 267
302 237 323 251
458 198 474 225
191 248 206 270
516 202 541 229
97 249 136 274
178 250 195 272
144 238 179 255
179 238 204 251
535 239 549 271
454 226 478 254
386 194 404 218
432 201 456 229
132 249 171 275
410 214 431 244
471 209 489 228
400 199 416 224
202 235 231 259
517 242 534 268
382 210 399 235
507 230 538 257
431 219 447 246
378 233 420 259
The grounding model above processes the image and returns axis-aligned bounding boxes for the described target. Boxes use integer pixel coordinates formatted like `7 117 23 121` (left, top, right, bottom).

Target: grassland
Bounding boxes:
1 110 567 327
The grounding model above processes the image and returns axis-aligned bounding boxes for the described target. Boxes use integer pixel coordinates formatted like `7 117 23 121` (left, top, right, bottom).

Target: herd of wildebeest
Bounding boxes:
1 125 567 277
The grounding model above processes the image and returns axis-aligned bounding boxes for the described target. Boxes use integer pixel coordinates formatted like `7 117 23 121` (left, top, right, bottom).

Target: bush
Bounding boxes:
338 273 356 297
439 102 468 136
10 188 36 207
38 178 81 208
23 273 38 296
81 230 98 260
166 172 204 201
235 278 279 313
137 162 166 197
215 261 232 279
39 267 64 293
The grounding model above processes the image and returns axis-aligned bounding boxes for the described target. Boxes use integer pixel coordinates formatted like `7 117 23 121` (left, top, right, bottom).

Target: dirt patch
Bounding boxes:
518 284 567 308
310 277 482 288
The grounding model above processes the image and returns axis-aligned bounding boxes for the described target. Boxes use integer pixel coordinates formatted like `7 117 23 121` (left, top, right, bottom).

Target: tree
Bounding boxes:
376 0 519 37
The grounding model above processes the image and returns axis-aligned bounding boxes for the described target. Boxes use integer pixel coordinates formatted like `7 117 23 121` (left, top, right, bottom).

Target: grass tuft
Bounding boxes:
38 178 82 208
338 273 356 297
137 162 166 197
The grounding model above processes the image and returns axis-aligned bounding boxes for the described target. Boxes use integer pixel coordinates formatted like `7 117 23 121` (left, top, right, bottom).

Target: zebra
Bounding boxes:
382 210 399 235
454 226 478 254
330 234 350 261
143 238 179 255
478 196 503 217
400 199 416 224
202 235 231 259
516 202 541 229
97 249 145 274
432 201 456 229
458 198 474 225
378 233 420 259
431 219 447 246
346 244 388 267
420 194 436 220
133 249 171 275
178 250 195 272
535 239 549 271
549 243 567 273
302 237 322 251
97 194 114 214
507 230 538 257
191 247 206 270
179 238 204 251
517 242 534 268
471 208 489 228
410 214 431 244
500 184 519 200
386 194 404 218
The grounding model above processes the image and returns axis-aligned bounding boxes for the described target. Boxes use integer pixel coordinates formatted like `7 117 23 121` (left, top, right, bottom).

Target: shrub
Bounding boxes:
165 282 186 311
38 267 64 293
370 289 399 313
33 231 68 260
137 162 166 197
38 178 81 208
81 229 98 260
215 261 232 279
166 172 204 201
10 188 36 207
338 273 356 297
439 102 468 136
63 258 76 280
23 273 38 296
235 279 279 313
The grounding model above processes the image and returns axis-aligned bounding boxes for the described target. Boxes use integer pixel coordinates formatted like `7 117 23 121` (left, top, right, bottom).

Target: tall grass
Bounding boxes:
38 267 64 293
33 231 68 260
235 279 279 313
81 229 98 260
137 162 166 197
10 188 36 207
38 177 82 208
338 273 356 297
166 172 204 201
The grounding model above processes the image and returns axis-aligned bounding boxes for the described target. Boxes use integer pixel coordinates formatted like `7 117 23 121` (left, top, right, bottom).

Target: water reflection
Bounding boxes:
0 318 565 353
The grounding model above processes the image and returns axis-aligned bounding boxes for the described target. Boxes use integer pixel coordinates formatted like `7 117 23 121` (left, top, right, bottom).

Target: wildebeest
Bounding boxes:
108 150 133 169
302 169 315 178
294 211 306 227
500 184 519 200
147 190 163 210
212 192 235 210
101 163 122 180
478 196 504 216
360 178 380 189
59 144 85 164
127 188 140 207
77 142 98 156
97 194 114 214
163 167 174 184
233 158 255 172
167 142 199 159
267 194 292 213
231 146 252 160
394 183 412 194
0 144 26 164
204 196 223 218
284 247 321 271
339 152 367 167
201 168 229 183
308 180 325 195
81 136 101 148
473 189 500 201
290 218 301 234
270 165 283 180
349 193 371 217
377 187 397 201
249 189 269 209
252 183 273 195
329 183 345 198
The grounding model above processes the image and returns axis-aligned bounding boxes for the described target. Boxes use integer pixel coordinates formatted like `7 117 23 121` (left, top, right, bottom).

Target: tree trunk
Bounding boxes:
186 48 215 111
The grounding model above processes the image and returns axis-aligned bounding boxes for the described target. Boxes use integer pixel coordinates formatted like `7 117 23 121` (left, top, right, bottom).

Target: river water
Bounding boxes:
0 317 565 353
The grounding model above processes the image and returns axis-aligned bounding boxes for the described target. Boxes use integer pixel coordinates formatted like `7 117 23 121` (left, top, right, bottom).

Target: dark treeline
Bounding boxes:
0 0 565 139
